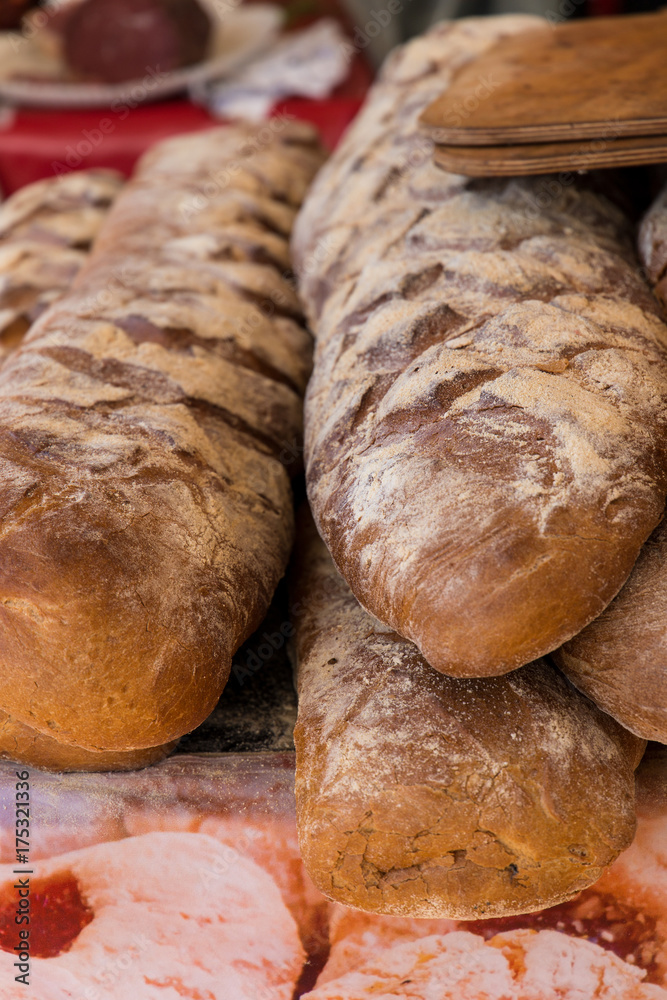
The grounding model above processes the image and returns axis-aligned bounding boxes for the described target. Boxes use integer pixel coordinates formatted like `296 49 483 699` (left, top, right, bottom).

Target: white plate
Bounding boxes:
0 3 283 108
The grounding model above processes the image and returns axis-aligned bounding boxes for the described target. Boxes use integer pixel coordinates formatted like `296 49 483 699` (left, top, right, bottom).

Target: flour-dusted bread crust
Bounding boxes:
293 17 667 678
0 169 122 363
553 519 667 744
0 124 325 761
0 169 155 772
553 187 667 744
291 511 645 919
639 184 667 311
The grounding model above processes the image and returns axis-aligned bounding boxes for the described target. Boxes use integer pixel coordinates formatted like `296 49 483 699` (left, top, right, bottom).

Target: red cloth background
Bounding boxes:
0 50 371 193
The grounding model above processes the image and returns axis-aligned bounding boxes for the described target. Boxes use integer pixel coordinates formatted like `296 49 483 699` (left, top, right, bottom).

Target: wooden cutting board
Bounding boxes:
420 11 667 147
433 133 667 177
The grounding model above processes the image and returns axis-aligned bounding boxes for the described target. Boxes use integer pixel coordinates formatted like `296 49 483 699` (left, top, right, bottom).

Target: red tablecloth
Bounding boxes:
0 55 371 194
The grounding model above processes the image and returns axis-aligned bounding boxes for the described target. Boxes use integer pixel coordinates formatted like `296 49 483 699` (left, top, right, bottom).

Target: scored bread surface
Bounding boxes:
293 17 667 678
0 169 155 771
0 123 325 758
0 169 123 364
291 510 645 919
553 184 667 744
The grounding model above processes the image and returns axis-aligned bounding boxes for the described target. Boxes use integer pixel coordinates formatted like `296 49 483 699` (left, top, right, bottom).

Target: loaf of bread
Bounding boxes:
63 0 212 84
0 170 161 771
553 521 667 744
639 183 667 310
0 123 324 769
293 17 667 679
291 509 645 919
552 185 667 744
0 169 123 364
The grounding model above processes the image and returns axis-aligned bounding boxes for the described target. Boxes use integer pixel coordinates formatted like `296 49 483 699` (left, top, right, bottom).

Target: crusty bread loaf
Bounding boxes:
553 520 667 744
552 185 667 744
0 169 123 363
0 123 325 766
291 509 645 919
0 169 167 771
639 183 667 310
292 17 667 678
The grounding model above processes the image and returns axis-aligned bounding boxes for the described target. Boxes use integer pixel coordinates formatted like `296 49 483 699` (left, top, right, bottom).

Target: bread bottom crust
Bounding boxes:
0 709 178 772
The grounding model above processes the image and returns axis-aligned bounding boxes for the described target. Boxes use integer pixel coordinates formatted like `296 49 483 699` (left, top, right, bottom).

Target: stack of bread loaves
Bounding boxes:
290 16 667 919
0 122 325 771
2 12 667 929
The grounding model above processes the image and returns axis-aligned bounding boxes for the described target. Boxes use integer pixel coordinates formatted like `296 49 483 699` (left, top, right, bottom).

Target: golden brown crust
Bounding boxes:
552 186 667 744
0 169 123 363
293 18 667 678
0 708 177 772
0 124 325 756
553 518 667 744
291 509 645 919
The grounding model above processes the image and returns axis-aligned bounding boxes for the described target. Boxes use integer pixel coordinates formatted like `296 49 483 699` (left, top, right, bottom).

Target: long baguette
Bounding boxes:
291 509 645 919
0 169 122 363
553 185 667 743
293 18 667 678
0 123 325 763
0 171 176 771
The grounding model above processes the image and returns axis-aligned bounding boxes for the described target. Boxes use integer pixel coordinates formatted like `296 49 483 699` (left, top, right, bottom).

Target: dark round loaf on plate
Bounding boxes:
63 0 212 84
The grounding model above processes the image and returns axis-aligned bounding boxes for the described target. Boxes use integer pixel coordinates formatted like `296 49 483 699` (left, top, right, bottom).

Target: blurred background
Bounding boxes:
341 0 665 64
0 0 662 193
